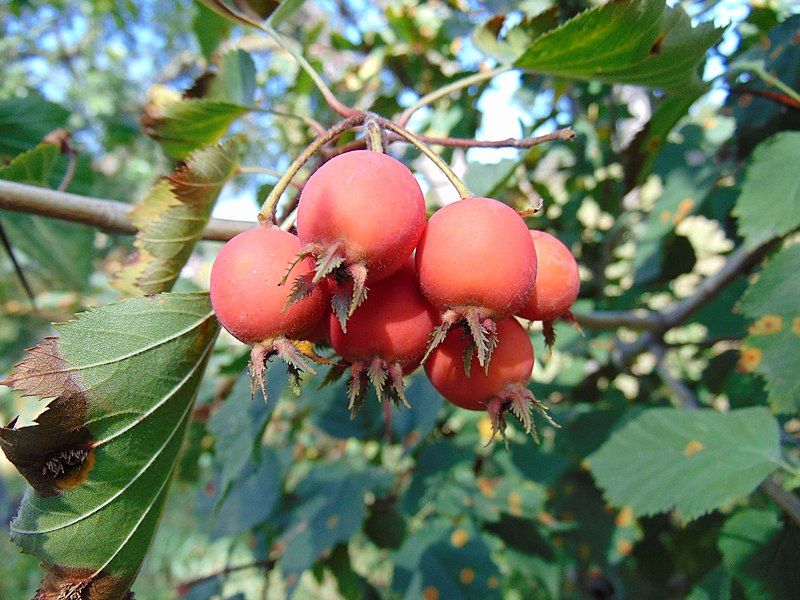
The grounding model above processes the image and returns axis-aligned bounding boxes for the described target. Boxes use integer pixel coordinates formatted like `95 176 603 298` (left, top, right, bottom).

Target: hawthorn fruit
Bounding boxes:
290 149 426 330
210 225 328 398
415 197 537 369
424 317 556 443
328 259 438 412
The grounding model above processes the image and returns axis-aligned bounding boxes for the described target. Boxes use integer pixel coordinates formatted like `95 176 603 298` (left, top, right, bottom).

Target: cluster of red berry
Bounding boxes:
210 150 579 441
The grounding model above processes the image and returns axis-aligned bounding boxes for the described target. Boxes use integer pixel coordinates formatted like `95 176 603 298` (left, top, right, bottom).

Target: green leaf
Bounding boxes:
276 463 392 591
268 0 305 26
0 144 96 291
473 9 559 63
515 0 721 94
718 508 800 600
210 447 284 538
733 132 800 249
142 98 248 160
193 1 232 59
392 524 502 600
208 49 257 106
587 408 782 521
111 138 240 296
739 244 800 413
0 292 218 598
0 93 70 159
209 366 286 492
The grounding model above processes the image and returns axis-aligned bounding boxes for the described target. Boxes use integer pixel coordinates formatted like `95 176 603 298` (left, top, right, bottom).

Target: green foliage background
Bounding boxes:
1 0 800 598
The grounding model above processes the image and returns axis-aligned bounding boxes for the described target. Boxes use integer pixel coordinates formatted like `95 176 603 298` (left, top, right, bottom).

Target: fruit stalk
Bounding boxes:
258 113 367 223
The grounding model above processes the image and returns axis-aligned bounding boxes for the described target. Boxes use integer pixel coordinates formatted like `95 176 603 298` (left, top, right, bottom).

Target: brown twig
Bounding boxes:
323 127 576 160
0 217 37 310
176 557 277 594
730 86 800 111
0 180 255 242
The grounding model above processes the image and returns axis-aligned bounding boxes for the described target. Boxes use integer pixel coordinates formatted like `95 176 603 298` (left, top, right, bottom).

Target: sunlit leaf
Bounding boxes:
588 408 781 521
733 132 800 249
111 138 240 296
515 0 721 93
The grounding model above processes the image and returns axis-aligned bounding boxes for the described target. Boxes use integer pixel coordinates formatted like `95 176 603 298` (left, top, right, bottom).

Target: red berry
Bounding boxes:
294 150 427 329
210 226 328 401
210 226 326 344
415 197 537 368
329 259 438 411
424 318 533 410
425 317 556 442
517 231 579 322
329 260 437 368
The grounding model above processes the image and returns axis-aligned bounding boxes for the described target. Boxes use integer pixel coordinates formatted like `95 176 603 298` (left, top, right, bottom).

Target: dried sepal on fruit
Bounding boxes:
424 317 557 446
416 197 537 371
516 230 581 349
287 150 427 330
210 225 329 400
328 260 438 415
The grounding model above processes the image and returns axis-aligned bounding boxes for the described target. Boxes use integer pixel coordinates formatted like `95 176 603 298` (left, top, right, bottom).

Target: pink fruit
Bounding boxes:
415 197 537 369
517 230 579 322
292 150 427 329
328 259 438 410
425 317 555 443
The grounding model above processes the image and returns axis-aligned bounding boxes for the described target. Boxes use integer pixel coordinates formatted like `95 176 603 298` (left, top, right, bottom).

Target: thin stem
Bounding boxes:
760 478 800 528
364 115 385 153
197 1 356 118
752 67 800 106
729 62 800 107
376 118 471 199
418 128 576 148
0 218 37 311
254 106 327 135
323 127 576 159
258 113 366 223
397 65 513 127
280 206 298 231
261 23 358 118
177 557 277 594
57 150 77 192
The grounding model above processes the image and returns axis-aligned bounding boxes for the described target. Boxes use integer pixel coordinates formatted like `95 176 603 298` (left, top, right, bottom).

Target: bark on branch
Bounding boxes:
0 180 255 242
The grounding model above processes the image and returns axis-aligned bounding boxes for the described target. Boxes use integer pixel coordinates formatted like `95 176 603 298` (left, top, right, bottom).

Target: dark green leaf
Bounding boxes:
393 524 502 600
718 508 800 600
0 94 70 159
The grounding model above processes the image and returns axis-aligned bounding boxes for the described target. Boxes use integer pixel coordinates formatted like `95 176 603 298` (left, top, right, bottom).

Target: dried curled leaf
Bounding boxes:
111 138 240 296
0 292 219 599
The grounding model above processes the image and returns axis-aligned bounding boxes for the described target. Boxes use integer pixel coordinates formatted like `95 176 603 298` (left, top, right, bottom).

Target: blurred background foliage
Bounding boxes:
1 0 800 598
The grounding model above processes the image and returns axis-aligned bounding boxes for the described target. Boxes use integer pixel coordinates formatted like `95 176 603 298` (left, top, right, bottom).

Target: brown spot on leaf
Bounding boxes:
616 539 633 556
615 506 634 528
451 529 469 548
738 94 753 108
748 315 783 335
683 440 704 457
739 347 762 372
423 587 440 600
34 565 134 599
792 317 800 337
460 567 475 585
649 35 664 55
0 337 93 497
